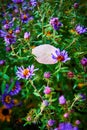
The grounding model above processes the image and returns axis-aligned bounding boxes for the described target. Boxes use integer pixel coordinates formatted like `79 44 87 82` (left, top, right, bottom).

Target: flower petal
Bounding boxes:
32 44 58 64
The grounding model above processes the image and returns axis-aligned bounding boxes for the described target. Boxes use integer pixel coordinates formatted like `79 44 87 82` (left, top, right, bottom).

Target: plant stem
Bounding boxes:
29 80 43 101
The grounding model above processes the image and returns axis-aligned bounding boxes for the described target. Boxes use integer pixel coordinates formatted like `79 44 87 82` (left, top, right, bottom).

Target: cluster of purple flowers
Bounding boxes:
12 0 24 4
0 29 16 46
54 122 79 130
29 0 37 7
75 25 87 34
1 81 21 109
20 13 33 23
50 17 63 30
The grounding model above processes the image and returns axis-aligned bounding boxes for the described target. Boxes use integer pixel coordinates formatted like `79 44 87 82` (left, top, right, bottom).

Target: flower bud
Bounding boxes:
59 95 66 105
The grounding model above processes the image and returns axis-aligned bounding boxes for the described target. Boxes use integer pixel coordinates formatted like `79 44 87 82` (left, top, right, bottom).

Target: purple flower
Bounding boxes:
0 30 6 37
21 13 33 23
14 8 19 13
74 3 79 9
15 27 21 34
43 86 51 94
24 32 30 39
0 30 16 46
6 46 11 52
48 119 55 126
12 0 24 4
44 72 51 78
1 93 15 109
75 25 87 34
58 122 73 130
3 24 10 30
0 60 5 65
63 113 69 118
16 65 38 80
80 57 87 66
56 122 79 130
75 120 81 125
50 17 63 30
29 0 37 7
79 94 86 100
42 100 49 106
9 81 21 96
59 95 66 105
73 127 79 130
54 128 58 130
52 48 70 63
4 32 16 46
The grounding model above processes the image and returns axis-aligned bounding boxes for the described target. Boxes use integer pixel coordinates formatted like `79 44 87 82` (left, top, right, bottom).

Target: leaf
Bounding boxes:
8 81 15 93
0 72 2 76
3 74 10 81
1 81 6 94
74 52 84 57
33 91 40 97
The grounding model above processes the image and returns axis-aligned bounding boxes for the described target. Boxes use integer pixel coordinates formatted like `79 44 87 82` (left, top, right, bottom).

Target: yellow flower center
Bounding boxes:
8 30 13 34
5 96 11 104
23 69 29 77
57 55 64 61
23 14 28 20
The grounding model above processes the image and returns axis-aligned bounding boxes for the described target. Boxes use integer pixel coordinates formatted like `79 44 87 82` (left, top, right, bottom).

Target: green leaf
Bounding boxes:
3 74 10 81
33 91 40 97
8 81 15 93
0 72 2 76
1 81 6 94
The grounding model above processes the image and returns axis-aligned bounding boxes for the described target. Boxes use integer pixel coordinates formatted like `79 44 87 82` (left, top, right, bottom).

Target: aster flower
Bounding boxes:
54 128 58 130
44 72 51 79
80 57 87 66
59 95 66 105
52 48 70 63
21 13 33 23
43 86 51 94
29 0 37 7
3 24 10 30
0 30 16 46
0 60 5 66
1 93 15 109
50 17 63 30
6 46 11 52
58 122 73 130
58 122 79 130
4 32 16 46
24 32 30 39
75 25 87 34
48 119 55 126
75 120 81 125
73 127 79 130
63 113 69 118
15 27 21 34
42 100 49 107
9 81 21 96
16 65 38 80
0 30 6 37
12 0 24 4
74 3 79 9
